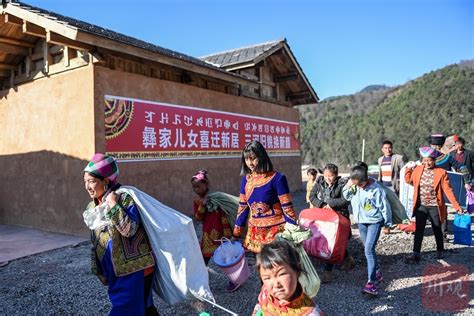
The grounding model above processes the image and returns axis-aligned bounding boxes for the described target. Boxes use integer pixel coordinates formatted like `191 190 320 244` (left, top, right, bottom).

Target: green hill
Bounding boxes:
299 60 474 170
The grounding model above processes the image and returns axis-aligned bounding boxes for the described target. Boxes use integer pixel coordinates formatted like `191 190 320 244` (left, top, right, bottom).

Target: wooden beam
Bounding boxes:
42 40 51 73
25 49 32 77
46 31 93 51
77 33 258 88
0 70 11 77
0 63 17 70
63 46 70 67
10 69 14 87
0 42 28 55
23 21 47 38
0 36 35 48
4 14 23 26
286 91 311 100
274 72 299 82
4 4 78 39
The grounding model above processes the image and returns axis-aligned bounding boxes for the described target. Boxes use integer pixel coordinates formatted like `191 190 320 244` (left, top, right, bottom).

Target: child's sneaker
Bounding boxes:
362 282 378 295
375 270 383 283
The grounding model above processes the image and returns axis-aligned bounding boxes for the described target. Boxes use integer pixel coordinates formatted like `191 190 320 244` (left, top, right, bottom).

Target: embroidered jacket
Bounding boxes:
252 286 322 316
87 191 154 277
233 171 296 236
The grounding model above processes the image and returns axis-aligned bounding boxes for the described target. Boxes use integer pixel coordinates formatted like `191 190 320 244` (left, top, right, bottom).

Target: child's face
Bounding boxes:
259 263 299 303
245 152 259 172
191 180 208 197
323 170 337 186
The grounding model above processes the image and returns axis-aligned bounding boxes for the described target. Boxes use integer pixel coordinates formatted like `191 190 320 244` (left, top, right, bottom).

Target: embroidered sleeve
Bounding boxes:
107 193 139 238
276 174 296 224
233 176 250 237
194 199 207 221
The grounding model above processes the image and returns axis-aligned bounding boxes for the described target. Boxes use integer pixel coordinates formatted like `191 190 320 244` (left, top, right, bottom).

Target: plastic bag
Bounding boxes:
453 213 472 246
206 192 238 229
467 191 474 214
276 223 321 298
299 208 351 264
213 238 243 266
117 186 214 305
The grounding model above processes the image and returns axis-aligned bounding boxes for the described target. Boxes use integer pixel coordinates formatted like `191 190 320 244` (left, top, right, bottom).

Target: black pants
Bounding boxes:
441 212 448 236
414 205 444 253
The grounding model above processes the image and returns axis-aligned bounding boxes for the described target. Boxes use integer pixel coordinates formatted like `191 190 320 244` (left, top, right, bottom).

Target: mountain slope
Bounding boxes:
299 61 474 169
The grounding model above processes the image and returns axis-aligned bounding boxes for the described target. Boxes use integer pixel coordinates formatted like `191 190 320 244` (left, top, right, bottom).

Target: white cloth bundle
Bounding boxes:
117 186 215 305
82 203 111 230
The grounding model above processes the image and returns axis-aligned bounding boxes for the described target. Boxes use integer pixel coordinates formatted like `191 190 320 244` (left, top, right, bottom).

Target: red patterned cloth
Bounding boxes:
194 199 232 258
419 168 437 207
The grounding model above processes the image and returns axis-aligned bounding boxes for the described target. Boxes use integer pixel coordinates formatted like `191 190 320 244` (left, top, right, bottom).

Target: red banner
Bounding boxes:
104 95 300 161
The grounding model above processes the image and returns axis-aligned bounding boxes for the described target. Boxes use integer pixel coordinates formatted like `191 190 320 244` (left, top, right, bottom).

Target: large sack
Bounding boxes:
206 191 238 229
398 221 416 234
299 208 351 264
276 223 320 298
117 186 214 305
381 185 409 224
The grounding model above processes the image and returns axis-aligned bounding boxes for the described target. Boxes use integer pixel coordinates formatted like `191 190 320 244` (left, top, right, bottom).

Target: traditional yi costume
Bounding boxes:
83 154 157 316
233 171 297 253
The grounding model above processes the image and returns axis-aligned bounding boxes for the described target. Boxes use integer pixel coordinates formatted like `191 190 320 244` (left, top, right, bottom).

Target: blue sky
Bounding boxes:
24 0 473 99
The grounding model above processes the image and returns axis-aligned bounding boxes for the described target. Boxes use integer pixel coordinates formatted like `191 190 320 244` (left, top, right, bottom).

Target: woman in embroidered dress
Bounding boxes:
253 240 322 316
191 170 233 265
82 153 158 316
233 141 297 255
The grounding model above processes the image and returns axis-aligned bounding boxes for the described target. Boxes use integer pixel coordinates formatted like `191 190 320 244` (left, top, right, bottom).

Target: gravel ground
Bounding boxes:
1 190 473 315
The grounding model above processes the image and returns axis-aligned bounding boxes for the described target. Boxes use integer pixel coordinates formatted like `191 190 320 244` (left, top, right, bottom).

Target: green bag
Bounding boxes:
206 191 238 229
276 223 321 298
381 185 410 224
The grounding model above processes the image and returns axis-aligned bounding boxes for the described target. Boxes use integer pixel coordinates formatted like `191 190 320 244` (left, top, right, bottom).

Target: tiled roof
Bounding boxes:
199 40 284 68
10 1 251 81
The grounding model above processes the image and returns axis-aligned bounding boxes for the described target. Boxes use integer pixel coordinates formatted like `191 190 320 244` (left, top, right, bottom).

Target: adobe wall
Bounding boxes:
93 66 303 217
0 66 95 235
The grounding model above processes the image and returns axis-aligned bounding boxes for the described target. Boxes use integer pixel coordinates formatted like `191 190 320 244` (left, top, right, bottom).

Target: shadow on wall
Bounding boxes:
0 151 301 236
0 150 90 236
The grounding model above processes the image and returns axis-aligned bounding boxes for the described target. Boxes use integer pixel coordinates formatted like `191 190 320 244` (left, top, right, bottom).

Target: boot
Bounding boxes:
405 253 421 264
343 255 355 272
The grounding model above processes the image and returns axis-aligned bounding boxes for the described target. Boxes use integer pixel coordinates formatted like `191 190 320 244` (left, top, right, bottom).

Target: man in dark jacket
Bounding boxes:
429 133 472 241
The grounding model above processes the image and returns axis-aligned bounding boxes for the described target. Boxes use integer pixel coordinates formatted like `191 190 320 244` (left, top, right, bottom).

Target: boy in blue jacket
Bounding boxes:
343 165 392 295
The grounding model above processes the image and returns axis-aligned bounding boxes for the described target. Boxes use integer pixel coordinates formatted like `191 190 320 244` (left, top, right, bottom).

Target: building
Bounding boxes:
0 1 318 235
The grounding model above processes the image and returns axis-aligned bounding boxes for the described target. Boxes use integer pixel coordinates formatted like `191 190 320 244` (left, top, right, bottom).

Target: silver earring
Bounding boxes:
104 185 108 191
